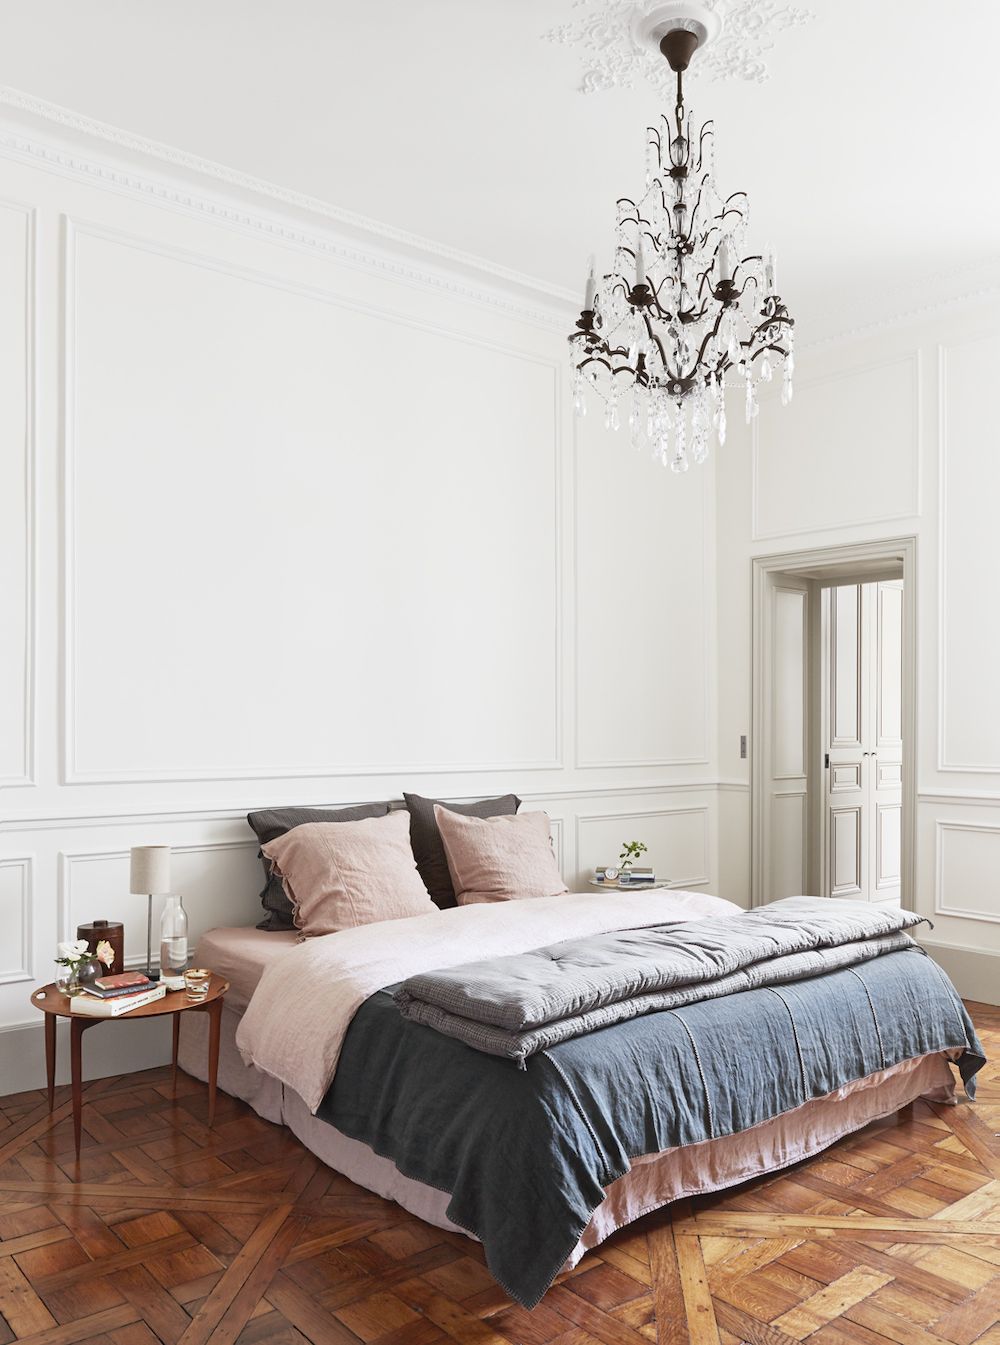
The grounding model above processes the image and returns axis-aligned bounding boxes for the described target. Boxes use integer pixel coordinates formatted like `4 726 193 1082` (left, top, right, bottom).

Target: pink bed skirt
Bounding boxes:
178 1001 958 1271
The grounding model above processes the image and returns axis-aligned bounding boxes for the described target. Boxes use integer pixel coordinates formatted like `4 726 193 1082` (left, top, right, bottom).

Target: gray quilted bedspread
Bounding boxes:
394 896 929 1064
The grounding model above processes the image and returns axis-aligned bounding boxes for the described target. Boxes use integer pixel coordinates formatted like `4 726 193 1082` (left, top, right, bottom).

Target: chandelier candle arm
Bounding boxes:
568 14 794 472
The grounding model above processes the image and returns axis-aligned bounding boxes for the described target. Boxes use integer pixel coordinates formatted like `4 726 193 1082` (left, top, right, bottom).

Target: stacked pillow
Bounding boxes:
403 792 520 907
262 812 436 936
250 791 543 935
434 807 568 905
248 802 391 930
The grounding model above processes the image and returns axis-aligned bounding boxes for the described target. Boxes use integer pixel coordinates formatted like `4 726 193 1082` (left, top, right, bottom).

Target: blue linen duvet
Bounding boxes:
318 945 984 1308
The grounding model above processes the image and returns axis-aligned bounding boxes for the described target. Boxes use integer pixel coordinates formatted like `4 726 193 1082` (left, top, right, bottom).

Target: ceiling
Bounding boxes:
0 0 996 342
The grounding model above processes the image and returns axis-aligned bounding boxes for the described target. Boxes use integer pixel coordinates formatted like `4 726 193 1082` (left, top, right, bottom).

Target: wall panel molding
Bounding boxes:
61 218 563 785
750 351 922 543
573 450 711 770
919 788 1000 807
58 841 259 966
0 781 726 833
937 336 1000 774
575 805 711 888
0 198 36 788
934 819 1000 925
0 855 33 984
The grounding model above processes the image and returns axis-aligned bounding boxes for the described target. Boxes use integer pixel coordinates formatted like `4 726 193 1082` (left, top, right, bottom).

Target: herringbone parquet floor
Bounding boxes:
0 1003 996 1345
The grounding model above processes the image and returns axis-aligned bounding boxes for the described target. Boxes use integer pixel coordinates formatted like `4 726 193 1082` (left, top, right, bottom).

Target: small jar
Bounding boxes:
75 955 102 988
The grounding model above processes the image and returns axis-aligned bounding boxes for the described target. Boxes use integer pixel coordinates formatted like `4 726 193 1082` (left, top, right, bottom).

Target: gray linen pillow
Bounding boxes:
403 793 521 909
248 801 391 929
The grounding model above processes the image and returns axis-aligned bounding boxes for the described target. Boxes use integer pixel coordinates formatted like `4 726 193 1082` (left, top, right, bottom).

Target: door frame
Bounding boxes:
751 536 917 910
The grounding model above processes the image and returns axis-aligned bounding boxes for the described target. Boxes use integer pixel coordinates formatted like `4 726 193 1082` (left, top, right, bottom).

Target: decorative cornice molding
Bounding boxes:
801 278 1000 355
2 84 996 353
543 0 813 94
0 86 576 330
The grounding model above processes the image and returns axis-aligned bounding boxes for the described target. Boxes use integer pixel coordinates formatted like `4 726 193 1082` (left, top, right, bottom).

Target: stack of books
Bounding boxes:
70 971 167 1016
594 866 657 885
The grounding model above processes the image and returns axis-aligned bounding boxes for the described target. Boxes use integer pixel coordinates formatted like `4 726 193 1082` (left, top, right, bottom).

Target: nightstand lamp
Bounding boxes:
130 845 171 982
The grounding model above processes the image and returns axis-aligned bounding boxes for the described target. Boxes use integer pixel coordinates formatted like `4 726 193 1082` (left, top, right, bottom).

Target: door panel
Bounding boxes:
831 585 863 747
831 805 864 897
822 580 903 903
824 585 866 898
877 583 903 747
773 588 807 779
870 581 903 904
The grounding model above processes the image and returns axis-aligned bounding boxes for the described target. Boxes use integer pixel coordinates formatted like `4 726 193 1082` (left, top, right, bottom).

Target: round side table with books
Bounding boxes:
30 974 229 1158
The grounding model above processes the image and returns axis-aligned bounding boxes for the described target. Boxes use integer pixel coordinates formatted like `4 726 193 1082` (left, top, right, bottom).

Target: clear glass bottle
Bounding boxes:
159 894 189 977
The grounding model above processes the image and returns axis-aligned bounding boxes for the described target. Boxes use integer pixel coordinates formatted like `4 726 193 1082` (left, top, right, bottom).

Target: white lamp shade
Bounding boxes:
130 845 171 894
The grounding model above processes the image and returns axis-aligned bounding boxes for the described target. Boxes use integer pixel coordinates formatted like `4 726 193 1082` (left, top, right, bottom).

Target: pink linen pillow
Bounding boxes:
434 806 568 905
262 811 435 936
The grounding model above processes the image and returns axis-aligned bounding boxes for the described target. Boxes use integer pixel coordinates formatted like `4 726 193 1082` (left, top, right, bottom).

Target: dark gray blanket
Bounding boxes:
394 897 929 1064
322 943 985 1309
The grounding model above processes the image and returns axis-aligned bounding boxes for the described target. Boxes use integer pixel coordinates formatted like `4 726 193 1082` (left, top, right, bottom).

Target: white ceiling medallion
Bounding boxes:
543 0 814 92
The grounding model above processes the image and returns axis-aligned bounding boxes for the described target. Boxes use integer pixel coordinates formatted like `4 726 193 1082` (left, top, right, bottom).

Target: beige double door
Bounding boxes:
822 581 903 904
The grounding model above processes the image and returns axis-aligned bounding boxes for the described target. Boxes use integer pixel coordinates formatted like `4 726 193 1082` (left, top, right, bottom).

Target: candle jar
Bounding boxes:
184 967 210 1001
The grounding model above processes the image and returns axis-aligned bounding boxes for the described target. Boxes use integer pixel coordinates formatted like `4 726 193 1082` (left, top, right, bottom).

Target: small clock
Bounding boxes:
603 866 620 882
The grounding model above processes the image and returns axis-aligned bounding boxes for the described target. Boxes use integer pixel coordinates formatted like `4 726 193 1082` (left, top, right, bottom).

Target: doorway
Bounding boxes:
750 538 917 911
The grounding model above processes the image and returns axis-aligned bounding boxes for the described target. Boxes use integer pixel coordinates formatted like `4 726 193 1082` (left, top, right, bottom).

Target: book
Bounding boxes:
71 983 167 1016
85 971 153 999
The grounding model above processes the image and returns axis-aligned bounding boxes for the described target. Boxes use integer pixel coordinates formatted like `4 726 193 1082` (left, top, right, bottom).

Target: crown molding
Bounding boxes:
3 83 993 355
0 85 577 330
801 276 1000 355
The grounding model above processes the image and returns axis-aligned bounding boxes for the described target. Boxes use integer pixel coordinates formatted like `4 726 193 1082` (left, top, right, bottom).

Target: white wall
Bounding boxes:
717 298 1000 1002
0 116 720 1093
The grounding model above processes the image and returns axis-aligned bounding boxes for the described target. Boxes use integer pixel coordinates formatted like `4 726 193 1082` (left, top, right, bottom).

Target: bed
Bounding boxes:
178 888 984 1309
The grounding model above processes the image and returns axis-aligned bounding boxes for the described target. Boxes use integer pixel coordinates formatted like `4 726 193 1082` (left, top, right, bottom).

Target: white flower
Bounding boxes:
56 939 89 960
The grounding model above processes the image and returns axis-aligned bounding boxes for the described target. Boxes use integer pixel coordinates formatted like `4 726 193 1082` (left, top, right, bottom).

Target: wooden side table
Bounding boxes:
30 974 229 1158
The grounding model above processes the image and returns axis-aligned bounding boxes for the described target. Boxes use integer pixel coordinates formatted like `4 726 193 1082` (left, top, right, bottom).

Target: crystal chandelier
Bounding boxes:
569 22 794 472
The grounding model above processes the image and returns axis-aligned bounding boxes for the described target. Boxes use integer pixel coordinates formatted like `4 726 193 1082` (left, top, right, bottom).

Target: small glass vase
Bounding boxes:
56 965 81 997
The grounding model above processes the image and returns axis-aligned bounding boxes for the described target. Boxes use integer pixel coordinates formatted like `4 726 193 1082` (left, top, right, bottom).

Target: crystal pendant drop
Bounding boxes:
718 403 727 447
692 432 709 465
670 448 690 474
759 354 773 382
781 375 794 406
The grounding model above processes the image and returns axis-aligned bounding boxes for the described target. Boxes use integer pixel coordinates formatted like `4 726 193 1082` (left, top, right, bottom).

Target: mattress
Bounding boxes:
178 925 960 1273
193 925 299 1009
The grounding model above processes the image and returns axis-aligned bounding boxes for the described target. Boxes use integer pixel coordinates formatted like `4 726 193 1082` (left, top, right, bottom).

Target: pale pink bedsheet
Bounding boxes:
180 927 959 1273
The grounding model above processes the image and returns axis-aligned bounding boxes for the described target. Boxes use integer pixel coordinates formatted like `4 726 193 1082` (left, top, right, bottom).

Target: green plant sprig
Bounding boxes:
618 840 648 872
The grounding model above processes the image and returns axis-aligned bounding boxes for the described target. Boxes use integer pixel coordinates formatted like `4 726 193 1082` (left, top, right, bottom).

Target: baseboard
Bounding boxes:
923 940 1000 1006
0 1015 172 1098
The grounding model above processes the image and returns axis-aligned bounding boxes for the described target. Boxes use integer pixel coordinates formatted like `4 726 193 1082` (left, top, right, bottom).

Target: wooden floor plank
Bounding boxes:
0 1007 994 1345
646 1217 688 1345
